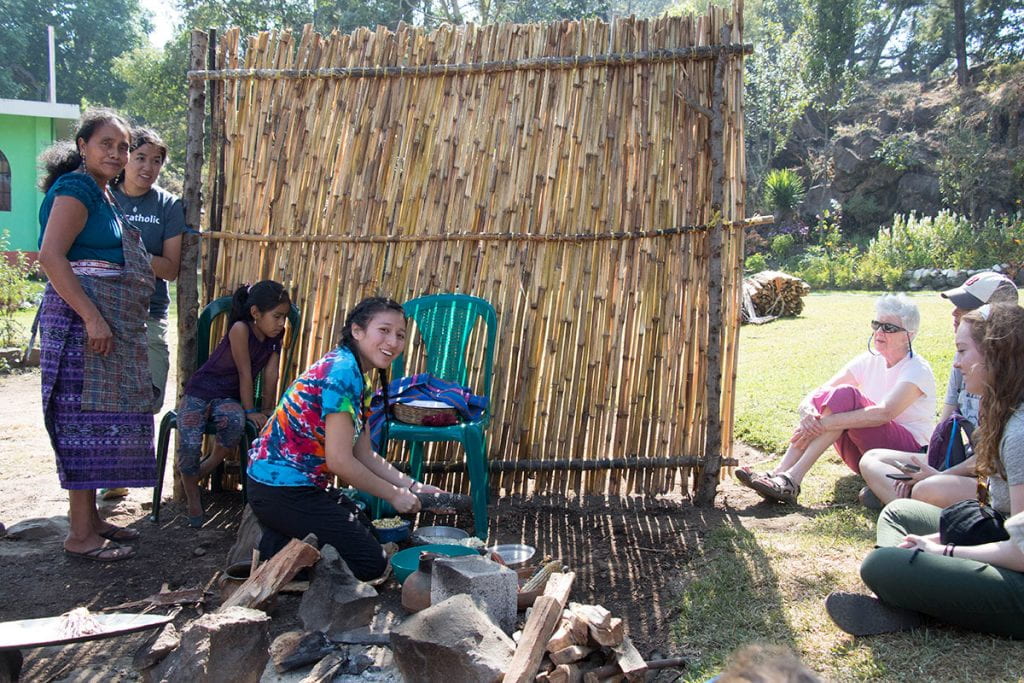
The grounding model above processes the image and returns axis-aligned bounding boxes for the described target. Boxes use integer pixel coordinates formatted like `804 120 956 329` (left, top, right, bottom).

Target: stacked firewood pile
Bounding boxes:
742 270 811 323
505 572 686 682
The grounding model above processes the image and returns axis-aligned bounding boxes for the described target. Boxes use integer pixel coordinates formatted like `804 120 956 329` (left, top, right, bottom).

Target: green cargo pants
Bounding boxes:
861 498 1024 639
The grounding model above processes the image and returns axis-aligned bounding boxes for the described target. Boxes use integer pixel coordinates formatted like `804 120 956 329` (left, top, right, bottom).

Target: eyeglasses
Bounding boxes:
871 320 907 334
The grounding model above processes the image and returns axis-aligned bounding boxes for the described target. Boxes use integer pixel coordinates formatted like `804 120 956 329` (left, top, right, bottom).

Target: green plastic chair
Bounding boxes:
381 294 497 540
150 296 301 522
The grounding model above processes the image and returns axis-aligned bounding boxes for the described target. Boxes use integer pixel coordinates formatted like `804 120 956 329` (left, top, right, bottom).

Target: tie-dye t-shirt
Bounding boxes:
247 345 373 488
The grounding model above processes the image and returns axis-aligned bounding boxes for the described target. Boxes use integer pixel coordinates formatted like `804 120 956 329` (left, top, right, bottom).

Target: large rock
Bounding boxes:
431 555 519 633
133 624 181 671
390 594 515 683
5 517 68 541
299 544 379 637
801 184 841 221
896 172 941 214
144 607 270 683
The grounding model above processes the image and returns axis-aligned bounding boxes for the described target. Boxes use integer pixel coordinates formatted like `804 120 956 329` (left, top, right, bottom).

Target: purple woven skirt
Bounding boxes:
39 287 155 490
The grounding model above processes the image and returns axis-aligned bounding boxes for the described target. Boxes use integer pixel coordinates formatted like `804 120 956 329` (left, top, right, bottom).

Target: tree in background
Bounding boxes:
112 33 190 185
801 0 860 131
178 0 312 34
0 0 150 105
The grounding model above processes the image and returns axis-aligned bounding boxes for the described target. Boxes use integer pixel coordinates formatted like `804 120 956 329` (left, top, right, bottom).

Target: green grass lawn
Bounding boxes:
673 292 1024 682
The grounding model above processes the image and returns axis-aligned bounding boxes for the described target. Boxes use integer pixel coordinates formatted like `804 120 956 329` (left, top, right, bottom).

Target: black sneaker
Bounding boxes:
858 486 883 510
825 591 925 636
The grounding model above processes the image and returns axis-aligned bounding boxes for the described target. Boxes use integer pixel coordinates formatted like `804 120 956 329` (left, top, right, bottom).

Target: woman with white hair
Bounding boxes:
737 294 936 505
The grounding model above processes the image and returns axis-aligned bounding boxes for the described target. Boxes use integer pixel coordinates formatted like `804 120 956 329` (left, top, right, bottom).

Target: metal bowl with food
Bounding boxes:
411 525 471 545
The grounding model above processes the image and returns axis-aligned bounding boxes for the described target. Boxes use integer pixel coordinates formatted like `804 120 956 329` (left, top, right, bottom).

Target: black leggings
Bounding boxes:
246 478 387 581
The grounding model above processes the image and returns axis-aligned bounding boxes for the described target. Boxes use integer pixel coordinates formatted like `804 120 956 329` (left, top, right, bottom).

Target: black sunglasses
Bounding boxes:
871 320 907 334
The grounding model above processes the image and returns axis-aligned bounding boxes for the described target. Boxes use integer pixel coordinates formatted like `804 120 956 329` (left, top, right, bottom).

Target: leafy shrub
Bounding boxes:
745 252 769 273
872 131 921 173
770 233 795 260
0 231 34 347
796 244 863 289
938 126 989 217
843 193 889 234
762 169 806 221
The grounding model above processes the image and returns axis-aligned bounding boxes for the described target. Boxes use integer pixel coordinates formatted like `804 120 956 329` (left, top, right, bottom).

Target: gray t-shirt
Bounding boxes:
111 184 186 319
989 409 1024 515
944 367 980 425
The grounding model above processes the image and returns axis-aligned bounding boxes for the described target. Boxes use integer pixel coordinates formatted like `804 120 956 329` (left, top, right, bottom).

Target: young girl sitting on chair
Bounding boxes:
178 280 291 527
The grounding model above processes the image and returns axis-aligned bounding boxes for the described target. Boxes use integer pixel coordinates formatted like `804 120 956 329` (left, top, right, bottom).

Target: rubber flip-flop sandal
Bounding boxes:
98 526 140 542
64 543 136 562
188 514 204 529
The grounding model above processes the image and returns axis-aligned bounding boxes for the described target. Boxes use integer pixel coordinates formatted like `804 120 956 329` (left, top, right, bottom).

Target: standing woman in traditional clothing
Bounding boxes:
37 109 156 561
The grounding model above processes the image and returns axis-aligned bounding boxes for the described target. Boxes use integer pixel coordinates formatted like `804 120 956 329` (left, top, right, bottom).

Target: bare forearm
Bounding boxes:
948 541 1024 571
822 405 893 431
329 451 407 499
355 447 414 489
261 366 279 411
149 255 178 280
944 455 976 477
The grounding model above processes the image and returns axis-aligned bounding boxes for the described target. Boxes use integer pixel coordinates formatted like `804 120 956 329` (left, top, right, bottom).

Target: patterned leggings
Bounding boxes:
176 394 245 476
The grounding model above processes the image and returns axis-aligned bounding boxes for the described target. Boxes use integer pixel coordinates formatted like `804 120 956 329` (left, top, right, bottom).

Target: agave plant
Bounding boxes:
762 168 806 224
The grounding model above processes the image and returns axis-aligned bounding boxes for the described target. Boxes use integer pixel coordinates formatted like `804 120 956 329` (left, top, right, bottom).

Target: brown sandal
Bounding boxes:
735 467 771 489
749 473 801 504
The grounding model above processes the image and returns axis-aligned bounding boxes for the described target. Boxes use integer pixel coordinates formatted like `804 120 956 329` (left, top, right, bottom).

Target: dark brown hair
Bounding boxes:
37 108 130 192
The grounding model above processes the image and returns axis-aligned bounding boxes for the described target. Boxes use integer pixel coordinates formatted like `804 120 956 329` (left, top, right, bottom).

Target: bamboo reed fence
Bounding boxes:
180 3 750 499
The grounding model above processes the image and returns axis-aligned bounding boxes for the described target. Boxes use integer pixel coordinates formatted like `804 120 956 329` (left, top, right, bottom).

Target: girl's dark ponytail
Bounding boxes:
228 280 290 325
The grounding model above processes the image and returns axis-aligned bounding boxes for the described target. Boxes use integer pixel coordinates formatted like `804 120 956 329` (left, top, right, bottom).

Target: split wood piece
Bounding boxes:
543 663 582 683
567 603 620 646
568 603 611 630
610 636 646 681
589 617 623 647
545 613 589 651
504 572 576 683
219 534 320 612
542 572 575 606
583 656 689 682
549 645 592 665
102 588 209 612
581 675 623 683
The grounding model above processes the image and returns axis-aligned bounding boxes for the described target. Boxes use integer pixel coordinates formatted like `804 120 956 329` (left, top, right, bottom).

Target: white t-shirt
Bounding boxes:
842 351 937 445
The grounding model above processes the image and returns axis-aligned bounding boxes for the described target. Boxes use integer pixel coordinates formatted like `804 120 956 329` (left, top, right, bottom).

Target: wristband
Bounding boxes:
245 408 261 414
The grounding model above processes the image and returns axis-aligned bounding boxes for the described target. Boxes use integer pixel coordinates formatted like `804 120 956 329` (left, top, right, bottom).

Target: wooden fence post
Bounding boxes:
173 29 209 500
694 25 732 507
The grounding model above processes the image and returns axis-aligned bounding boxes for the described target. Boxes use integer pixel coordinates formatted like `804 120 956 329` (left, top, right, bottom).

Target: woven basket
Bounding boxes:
392 402 459 425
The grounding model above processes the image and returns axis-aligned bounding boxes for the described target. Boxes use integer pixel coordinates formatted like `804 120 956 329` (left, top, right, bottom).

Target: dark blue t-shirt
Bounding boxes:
39 173 124 264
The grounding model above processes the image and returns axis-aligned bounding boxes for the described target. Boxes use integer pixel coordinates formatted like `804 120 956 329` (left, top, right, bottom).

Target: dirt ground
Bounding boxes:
0 366 773 681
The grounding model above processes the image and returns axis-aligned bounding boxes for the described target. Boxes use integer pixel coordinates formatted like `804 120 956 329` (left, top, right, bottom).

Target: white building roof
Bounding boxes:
0 98 80 120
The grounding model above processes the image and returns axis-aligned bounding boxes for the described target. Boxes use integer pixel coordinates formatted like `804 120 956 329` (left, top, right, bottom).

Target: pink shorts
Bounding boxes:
810 384 922 474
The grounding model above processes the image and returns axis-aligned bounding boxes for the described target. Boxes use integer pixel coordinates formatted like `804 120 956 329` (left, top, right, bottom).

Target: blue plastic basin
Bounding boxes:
390 544 479 584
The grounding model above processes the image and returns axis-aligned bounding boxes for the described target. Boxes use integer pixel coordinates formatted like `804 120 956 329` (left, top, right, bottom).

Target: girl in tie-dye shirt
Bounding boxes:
247 297 445 580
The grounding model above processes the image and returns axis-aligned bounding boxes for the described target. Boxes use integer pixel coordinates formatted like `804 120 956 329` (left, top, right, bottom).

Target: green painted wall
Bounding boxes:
0 114 54 253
